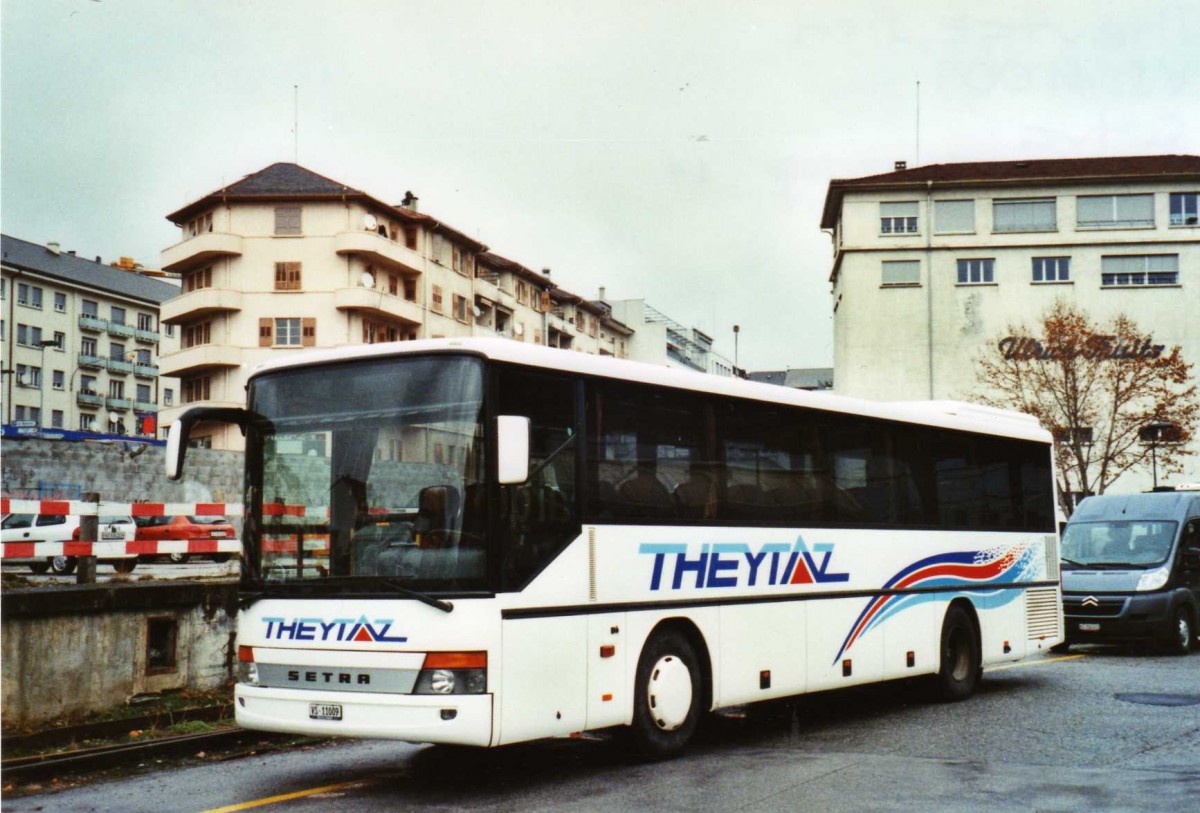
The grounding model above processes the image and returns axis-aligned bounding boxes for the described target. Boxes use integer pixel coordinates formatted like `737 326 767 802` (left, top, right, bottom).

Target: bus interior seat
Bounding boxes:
724 482 767 519
674 473 714 519
617 467 675 518
414 485 461 547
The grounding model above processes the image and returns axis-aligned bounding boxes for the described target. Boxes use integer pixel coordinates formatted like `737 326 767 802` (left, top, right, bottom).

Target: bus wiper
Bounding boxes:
283 576 454 612
1060 557 1085 568
374 578 454 613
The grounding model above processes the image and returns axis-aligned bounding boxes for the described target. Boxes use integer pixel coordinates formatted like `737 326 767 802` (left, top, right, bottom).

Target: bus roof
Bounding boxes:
249 338 1052 444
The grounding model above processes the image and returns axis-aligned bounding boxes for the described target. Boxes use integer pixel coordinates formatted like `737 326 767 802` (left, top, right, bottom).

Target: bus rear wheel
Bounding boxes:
628 629 702 759
930 605 980 702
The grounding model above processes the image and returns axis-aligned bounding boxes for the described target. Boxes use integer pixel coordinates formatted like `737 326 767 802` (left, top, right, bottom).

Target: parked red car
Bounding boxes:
133 515 239 564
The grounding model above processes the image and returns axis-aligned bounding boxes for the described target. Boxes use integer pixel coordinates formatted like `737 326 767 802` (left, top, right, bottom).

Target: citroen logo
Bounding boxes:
1081 596 1100 608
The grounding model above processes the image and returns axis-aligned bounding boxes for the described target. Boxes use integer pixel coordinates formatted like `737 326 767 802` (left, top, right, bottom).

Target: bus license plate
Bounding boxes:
1078 623 1101 632
309 703 342 721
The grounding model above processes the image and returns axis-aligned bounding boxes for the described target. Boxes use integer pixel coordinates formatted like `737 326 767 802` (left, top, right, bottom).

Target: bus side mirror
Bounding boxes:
496 415 531 485
165 405 256 481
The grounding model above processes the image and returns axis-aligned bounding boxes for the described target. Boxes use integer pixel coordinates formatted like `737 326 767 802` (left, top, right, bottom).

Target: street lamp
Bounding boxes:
36 338 59 430
733 325 740 371
1141 421 1174 490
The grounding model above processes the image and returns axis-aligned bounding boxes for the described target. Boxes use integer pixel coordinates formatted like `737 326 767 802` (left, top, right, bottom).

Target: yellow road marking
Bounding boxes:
988 653 1086 672
200 780 373 813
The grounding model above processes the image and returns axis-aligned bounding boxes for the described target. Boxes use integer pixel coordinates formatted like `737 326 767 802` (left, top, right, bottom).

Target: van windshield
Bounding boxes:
1061 520 1177 568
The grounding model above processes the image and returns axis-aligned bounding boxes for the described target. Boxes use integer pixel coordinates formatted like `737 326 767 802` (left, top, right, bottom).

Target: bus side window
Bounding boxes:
495 366 578 589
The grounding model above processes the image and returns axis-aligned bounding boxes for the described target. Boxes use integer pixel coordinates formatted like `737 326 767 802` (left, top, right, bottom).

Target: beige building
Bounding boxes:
2 235 179 443
821 154 1200 492
158 163 633 449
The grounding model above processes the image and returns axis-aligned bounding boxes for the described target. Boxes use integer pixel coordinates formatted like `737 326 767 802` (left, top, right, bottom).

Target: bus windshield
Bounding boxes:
244 355 486 593
1060 520 1177 569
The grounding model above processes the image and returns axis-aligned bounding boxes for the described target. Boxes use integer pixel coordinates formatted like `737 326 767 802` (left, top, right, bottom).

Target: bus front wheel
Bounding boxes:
930 605 980 702
628 629 702 759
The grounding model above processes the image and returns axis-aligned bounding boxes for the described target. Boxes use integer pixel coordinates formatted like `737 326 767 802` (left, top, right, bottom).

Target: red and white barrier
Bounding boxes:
1 498 244 517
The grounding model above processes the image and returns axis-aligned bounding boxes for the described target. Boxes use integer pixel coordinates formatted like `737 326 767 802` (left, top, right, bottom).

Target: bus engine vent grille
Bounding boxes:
1044 534 1060 581
1025 586 1061 642
588 526 596 601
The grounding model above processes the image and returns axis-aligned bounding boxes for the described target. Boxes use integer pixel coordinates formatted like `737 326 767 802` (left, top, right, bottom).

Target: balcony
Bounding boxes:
107 358 134 374
76 391 104 407
78 353 106 369
160 288 243 324
133 400 157 412
79 315 107 332
107 322 135 339
334 230 424 274
134 328 161 344
134 363 159 378
333 287 424 326
161 232 244 273
106 396 133 411
158 344 242 378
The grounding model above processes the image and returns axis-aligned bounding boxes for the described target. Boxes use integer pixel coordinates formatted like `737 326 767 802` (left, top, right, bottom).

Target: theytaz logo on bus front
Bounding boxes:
640 536 849 591
262 615 408 643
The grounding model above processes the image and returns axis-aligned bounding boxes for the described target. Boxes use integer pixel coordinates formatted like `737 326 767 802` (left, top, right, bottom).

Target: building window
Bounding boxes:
183 376 212 403
81 337 97 356
31 286 43 308
880 201 919 234
1077 194 1154 229
431 285 444 313
137 313 155 331
1101 255 1179 287
183 322 211 348
135 348 152 365
109 380 125 399
137 383 152 402
110 342 126 361
403 278 417 302
184 266 212 292
1170 192 1199 226
52 370 65 389
388 273 399 296
881 260 920 286
51 410 64 429
934 200 975 234
1032 257 1071 283
516 281 530 306
274 205 302 235
53 331 65 349
111 306 126 326
81 299 98 317
453 294 470 323
54 292 67 312
993 198 1056 232
79 413 96 431
404 226 418 250
274 262 302 291
17 283 28 305
275 317 301 346
164 388 174 406
80 375 98 394
956 259 995 284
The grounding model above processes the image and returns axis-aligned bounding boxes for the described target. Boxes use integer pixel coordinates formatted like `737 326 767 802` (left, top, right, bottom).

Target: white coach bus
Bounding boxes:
166 338 1062 757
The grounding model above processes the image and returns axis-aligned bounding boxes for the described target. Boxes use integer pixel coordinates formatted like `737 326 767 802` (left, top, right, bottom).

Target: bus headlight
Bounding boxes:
413 652 487 695
1136 566 1170 592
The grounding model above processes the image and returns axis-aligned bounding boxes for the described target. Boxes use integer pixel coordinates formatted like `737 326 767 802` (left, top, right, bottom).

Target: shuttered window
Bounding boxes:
274 262 302 290
274 206 302 235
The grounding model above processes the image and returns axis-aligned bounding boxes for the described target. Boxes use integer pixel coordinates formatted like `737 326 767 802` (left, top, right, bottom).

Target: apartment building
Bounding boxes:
821 154 1200 491
158 162 633 449
602 297 736 377
1 235 180 441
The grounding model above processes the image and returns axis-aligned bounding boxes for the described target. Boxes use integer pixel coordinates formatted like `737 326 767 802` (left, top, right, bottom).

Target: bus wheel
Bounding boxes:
931 605 979 702
1166 607 1194 656
628 629 702 759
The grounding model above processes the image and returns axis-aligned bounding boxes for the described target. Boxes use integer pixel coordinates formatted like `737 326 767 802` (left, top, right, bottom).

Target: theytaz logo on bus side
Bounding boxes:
262 615 408 643
639 536 849 591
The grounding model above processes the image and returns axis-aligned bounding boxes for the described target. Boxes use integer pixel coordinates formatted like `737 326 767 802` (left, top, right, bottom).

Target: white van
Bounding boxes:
0 514 138 575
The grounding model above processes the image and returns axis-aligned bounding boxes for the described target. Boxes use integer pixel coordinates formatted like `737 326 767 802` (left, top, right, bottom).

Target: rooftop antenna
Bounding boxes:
293 84 299 163
915 80 920 166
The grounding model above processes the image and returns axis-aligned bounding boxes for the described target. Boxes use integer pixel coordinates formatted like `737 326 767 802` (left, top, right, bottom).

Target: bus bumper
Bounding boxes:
235 684 494 746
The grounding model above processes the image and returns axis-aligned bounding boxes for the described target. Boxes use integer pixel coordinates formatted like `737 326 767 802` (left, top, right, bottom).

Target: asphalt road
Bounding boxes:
8 647 1198 812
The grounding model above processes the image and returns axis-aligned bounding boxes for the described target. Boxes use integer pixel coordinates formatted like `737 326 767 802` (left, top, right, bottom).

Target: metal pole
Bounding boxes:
77 491 98 584
1151 439 1158 490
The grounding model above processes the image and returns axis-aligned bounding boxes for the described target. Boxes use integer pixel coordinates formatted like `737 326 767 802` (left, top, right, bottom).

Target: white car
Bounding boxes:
0 513 137 575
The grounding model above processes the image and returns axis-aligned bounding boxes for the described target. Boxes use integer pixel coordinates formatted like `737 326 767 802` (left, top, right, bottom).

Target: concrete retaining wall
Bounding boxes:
1 583 239 726
1 437 243 505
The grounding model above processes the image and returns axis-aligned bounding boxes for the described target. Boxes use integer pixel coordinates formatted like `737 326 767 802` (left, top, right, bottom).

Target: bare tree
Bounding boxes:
975 301 1198 511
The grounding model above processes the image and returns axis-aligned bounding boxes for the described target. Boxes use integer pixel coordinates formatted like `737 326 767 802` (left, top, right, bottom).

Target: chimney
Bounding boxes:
894 160 908 171
401 191 419 212
598 286 606 300
542 268 551 277
47 241 60 255
67 250 76 256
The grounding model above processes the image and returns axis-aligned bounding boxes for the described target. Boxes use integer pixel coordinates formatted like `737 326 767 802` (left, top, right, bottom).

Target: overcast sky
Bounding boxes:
3 0 1197 370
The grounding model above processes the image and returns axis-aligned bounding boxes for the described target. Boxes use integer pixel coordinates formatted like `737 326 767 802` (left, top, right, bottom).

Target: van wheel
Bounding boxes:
1166 607 1194 656
209 553 232 564
29 561 51 575
627 629 703 759
929 605 980 701
168 552 191 564
50 556 77 576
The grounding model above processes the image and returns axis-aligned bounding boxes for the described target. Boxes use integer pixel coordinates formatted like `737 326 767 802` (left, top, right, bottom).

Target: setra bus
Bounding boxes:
166 338 1063 757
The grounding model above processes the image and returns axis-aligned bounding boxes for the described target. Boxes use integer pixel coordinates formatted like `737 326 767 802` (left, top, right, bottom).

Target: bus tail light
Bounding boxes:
237 645 259 686
414 652 487 695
